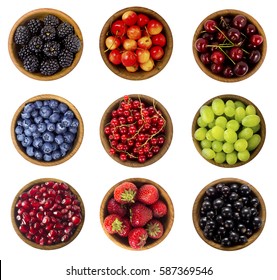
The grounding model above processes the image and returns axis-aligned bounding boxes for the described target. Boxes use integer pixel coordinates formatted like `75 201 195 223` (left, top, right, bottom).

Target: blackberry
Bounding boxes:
18 45 32 61
43 41 61 57
40 59 60 75
41 25 56 41
27 19 43 35
23 55 39 72
57 22 74 38
43 14 60 28
14 25 30 45
64 34 81 53
58 49 74 67
28 36 43 53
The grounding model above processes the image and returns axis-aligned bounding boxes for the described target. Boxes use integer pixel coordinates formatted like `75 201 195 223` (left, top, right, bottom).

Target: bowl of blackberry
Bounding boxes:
11 94 84 166
192 178 266 250
9 8 83 80
193 9 267 82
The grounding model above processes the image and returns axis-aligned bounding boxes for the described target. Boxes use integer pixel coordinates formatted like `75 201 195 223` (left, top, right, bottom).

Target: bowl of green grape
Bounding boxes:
192 94 265 167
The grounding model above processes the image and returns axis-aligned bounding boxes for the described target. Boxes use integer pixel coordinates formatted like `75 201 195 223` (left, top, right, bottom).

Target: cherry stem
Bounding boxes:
219 46 236 65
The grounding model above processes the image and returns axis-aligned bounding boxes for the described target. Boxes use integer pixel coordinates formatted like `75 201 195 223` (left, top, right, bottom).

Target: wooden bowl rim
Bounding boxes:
192 177 266 251
192 94 266 168
99 94 173 167
99 6 173 81
11 94 84 166
11 177 85 250
8 8 83 81
192 9 267 83
100 177 174 250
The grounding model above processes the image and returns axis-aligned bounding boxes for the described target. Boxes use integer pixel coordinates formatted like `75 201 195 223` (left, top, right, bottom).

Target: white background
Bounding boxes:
0 0 275 279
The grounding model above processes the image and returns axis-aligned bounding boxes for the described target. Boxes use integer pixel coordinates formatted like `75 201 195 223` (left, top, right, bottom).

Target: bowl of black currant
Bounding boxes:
193 9 266 82
192 178 266 250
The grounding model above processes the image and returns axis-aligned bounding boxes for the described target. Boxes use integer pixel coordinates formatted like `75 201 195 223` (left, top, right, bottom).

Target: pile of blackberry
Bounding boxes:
14 14 81 76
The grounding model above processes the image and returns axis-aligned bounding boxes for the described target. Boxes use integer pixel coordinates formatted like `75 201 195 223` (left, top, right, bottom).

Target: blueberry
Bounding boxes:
32 137 43 148
55 134 64 145
64 110 74 119
17 134 25 142
31 109 39 117
34 150 43 160
55 123 67 134
58 102 68 113
29 123 37 133
42 142 53 154
43 154 52 162
49 112 61 123
49 99 59 109
43 100 50 106
26 146 35 157
37 122 47 133
61 116 73 127
60 142 71 152
21 136 32 147
32 131 41 139
24 128 32 137
39 106 52 118
15 126 23 134
34 116 43 124
22 119 31 128
52 142 58 151
64 131 75 143
47 122 56 132
21 112 31 119
52 150 61 160
23 103 35 113
70 118 79 128
34 100 43 109
42 131 55 142
68 127 78 134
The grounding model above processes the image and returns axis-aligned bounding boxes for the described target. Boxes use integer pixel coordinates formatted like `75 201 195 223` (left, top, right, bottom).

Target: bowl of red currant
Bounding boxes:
192 178 266 250
193 9 267 82
100 94 173 167
99 6 173 80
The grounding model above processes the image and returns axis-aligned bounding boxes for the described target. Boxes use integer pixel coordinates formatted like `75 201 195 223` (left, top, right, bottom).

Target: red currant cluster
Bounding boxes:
104 96 166 163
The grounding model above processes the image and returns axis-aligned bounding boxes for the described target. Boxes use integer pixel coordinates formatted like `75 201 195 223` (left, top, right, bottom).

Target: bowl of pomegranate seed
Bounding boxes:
99 6 173 80
192 94 266 167
11 94 84 166
100 94 173 167
11 178 85 249
192 178 266 250
192 9 267 82
8 8 83 81
100 178 174 250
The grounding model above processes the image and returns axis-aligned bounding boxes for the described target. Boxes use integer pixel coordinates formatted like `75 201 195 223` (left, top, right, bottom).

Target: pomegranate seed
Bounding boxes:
72 215 81 226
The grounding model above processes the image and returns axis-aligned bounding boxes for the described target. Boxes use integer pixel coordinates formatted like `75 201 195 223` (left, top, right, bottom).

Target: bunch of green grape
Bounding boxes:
194 97 262 165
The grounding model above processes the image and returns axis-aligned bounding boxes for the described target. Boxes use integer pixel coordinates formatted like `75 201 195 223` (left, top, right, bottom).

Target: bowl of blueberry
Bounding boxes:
11 94 84 166
192 178 266 250
11 178 85 249
193 9 267 82
8 8 83 80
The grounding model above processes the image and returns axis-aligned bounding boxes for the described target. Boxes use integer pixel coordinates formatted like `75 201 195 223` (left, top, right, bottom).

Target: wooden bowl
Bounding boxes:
192 178 266 251
99 6 173 80
11 178 85 250
192 9 267 82
100 178 174 250
100 94 173 167
11 94 84 166
192 94 266 167
8 8 83 81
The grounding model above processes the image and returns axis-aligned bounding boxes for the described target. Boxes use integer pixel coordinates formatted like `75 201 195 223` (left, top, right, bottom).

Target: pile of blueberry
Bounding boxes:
14 99 79 162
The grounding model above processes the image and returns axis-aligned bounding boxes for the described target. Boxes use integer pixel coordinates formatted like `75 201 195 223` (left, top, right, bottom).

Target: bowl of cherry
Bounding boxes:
100 178 174 250
11 178 85 249
192 94 266 167
192 178 266 250
100 94 173 167
193 9 267 82
11 94 84 166
99 6 173 80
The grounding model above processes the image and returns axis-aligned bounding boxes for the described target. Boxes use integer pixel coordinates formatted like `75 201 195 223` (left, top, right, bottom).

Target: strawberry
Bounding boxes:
136 184 159 205
150 199 167 218
114 181 138 204
146 219 164 239
130 202 153 227
128 227 148 249
103 214 123 234
118 217 132 237
107 198 127 217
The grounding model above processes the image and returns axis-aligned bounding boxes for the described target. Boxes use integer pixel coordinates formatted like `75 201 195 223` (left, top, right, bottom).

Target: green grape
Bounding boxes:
245 104 256 115
248 134 261 151
212 98 225 116
242 115 260 127
215 116 227 129
194 127 207 141
206 129 215 141
211 125 224 141
238 127 253 140
235 107 246 123
201 139 212 149
252 124 261 133
214 152 226 164
224 106 235 117
222 142 234 153
226 119 240 131
202 148 215 160
225 100 235 108
224 128 237 143
237 150 250 162
235 101 246 108
234 138 248 152
200 105 214 124
197 117 207 128
208 121 215 129
212 140 223 152
226 152 238 165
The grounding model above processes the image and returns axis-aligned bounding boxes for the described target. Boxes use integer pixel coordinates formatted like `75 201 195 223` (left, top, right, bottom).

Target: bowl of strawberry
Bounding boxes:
193 9 267 82
100 178 174 250
100 94 173 167
99 6 173 80
11 178 85 249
